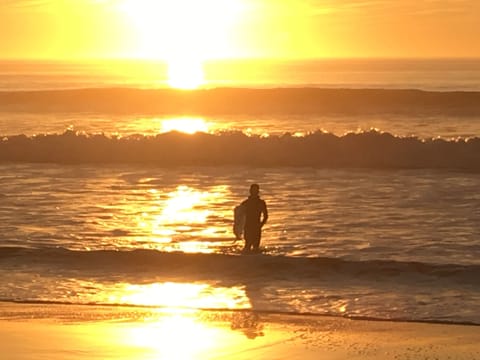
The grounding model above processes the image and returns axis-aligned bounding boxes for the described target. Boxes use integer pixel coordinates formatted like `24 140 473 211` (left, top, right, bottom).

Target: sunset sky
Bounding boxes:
1 0 479 60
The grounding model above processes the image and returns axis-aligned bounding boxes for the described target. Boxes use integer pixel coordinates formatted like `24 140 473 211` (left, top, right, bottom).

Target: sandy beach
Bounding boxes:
1 302 479 360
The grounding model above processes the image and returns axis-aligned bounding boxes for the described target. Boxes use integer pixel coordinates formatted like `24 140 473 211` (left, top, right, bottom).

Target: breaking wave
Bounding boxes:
1 130 480 170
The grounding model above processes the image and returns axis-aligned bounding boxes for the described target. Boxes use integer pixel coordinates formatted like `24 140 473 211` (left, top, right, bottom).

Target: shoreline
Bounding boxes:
1 302 479 359
1 300 479 328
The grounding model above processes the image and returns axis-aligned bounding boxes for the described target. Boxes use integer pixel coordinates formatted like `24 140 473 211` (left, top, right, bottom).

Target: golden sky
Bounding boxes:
1 0 479 60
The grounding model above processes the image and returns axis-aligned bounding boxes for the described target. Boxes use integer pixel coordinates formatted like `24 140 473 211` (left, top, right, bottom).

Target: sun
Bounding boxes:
119 0 246 89
167 60 205 90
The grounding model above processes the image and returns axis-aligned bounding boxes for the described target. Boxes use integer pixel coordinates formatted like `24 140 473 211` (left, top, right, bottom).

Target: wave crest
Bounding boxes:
1 130 480 170
1 88 480 115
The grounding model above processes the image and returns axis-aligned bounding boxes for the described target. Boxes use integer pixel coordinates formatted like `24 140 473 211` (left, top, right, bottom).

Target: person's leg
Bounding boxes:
243 237 252 252
251 227 261 252
243 226 259 252
243 229 252 252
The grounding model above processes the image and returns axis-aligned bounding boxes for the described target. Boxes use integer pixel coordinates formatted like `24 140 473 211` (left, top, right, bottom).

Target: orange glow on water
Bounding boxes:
156 186 210 224
160 117 209 134
100 183 232 252
109 282 250 309
139 185 230 252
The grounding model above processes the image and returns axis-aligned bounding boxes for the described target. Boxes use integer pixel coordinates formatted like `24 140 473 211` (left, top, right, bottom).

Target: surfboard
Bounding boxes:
233 204 246 240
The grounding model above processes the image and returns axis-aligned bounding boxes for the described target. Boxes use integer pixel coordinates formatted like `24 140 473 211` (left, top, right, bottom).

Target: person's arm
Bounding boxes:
261 201 268 227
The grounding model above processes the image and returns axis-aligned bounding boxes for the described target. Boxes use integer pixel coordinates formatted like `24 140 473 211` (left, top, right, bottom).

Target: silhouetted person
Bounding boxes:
241 184 268 253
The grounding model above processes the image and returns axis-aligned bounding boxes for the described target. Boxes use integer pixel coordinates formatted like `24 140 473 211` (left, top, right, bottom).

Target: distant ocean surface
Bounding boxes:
0 59 479 325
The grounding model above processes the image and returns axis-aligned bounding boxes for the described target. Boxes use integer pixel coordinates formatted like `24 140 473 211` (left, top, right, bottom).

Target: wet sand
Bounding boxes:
1 302 479 360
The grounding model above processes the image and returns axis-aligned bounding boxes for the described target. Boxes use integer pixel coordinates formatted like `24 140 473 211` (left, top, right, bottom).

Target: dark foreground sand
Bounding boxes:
0 302 479 360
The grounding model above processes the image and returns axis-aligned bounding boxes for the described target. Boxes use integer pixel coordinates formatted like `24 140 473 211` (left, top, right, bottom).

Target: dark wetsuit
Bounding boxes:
241 195 268 252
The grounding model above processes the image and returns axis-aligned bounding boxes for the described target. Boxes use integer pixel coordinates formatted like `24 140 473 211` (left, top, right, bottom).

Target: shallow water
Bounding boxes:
1 164 479 265
1 164 479 324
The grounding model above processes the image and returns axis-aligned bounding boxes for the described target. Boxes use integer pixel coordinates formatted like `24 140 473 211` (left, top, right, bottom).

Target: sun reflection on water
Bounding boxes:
160 117 209 134
121 116 212 135
142 185 229 253
109 282 250 310
101 176 234 252
158 186 210 224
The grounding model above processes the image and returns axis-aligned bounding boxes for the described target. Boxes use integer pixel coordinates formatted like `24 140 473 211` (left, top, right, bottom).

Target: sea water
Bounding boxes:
0 59 479 325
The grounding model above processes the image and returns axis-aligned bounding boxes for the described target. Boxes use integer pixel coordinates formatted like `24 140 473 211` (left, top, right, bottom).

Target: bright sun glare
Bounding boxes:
160 117 209 134
112 282 250 309
137 184 229 253
167 60 205 89
120 0 245 89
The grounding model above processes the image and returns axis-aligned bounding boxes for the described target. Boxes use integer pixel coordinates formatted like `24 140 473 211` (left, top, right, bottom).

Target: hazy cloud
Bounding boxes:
0 0 49 6
307 0 478 14
303 0 480 23
0 0 53 10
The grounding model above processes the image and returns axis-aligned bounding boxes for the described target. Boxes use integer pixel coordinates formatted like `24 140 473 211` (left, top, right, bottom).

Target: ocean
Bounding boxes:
0 59 479 326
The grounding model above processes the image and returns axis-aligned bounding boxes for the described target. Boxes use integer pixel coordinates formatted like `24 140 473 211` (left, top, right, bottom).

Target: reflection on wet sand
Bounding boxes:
125 313 219 359
123 310 266 360
3 301 479 360
89 280 267 343
0 303 282 360
230 311 264 339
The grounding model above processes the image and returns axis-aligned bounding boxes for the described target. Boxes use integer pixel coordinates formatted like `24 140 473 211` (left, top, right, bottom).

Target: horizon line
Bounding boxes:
1 56 480 63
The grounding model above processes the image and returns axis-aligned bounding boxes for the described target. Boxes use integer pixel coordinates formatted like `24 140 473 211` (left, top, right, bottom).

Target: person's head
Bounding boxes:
249 183 260 196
